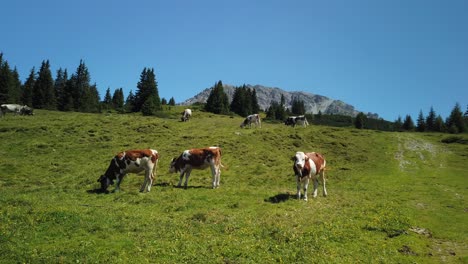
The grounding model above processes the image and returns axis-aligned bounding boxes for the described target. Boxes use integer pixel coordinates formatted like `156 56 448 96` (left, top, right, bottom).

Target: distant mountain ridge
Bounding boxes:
181 84 378 118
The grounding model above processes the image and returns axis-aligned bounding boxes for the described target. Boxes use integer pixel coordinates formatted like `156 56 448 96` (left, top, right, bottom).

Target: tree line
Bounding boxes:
0 53 175 115
2 53 466 133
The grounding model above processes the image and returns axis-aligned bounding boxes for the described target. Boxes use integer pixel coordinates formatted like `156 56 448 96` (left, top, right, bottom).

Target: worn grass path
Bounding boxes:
0 109 466 263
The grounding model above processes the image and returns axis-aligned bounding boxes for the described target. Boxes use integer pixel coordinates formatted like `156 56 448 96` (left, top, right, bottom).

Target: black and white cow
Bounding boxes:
181 109 192 122
285 115 309 127
98 149 159 193
292 151 327 201
0 104 32 116
240 114 261 128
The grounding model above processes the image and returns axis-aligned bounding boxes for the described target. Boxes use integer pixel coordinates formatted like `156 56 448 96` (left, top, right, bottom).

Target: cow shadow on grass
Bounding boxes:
86 183 208 194
86 188 109 194
265 193 296 203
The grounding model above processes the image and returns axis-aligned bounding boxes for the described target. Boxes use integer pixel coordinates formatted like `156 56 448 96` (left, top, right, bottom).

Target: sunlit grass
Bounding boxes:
0 109 466 263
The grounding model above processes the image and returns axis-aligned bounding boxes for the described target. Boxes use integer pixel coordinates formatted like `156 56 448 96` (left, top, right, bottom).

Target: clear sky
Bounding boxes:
1 0 467 121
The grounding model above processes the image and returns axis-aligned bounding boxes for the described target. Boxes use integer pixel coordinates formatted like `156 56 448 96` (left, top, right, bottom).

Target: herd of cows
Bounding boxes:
98 109 325 201
1 105 325 200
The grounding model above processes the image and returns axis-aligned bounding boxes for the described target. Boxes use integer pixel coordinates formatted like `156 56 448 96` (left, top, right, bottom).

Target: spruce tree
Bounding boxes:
355 112 366 129
394 116 403 131
134 68 161 113
69 60 91 111
205 80 229 114
33 60 55 109
446 103 465 133
425 106 436 132
112 88 124 112
9 67 22 104
22 67 35 106
168 97 176 106
291 98 306 115
402 115 415 131
103 87 112 110
0 55 11 104
434 115 446 132
54 68 68 111
416 110 426 132
125 90 136 113
250 88 260 114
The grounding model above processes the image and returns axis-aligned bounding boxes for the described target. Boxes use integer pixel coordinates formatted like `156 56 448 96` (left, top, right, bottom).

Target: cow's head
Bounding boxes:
97 175 114 191
169 157 179 173
293 152 308 171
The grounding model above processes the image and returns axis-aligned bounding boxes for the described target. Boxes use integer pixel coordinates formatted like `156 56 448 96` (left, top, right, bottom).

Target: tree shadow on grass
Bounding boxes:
265 192 296 203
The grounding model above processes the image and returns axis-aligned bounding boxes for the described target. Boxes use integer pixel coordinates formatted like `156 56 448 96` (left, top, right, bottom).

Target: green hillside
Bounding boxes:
0 108 467 263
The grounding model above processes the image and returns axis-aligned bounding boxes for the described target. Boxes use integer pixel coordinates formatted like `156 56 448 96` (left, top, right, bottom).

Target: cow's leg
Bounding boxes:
303 177 310 201
296 176 302 200
183 168 192 189
177 171 185 187
114 174 125 192
216 166 221 188
321 170 327 197
312 176 319 198
210 164 217 189
140 170 150 192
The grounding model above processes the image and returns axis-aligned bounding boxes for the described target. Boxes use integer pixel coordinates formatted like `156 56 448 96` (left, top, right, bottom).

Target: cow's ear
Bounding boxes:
291 156 296 161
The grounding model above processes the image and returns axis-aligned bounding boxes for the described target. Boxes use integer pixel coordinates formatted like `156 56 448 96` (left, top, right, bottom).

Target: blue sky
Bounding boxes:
1 0 467 120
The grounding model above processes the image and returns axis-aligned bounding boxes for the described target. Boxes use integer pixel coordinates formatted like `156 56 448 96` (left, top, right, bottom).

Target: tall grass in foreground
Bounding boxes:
0 109 466 263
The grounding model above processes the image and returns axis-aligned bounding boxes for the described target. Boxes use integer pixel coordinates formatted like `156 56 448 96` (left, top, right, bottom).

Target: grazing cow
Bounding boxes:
1 104 29 116
240 114 261 128
292 151 327 201
98 149 159 193
169 147 222 189
285 115 309 127
181 109 192 122
20 106 34 115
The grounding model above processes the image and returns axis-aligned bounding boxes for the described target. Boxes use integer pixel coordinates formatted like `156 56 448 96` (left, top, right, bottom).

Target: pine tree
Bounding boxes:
205 80 229 114
446 103 465 133
69 60 91 112
22 67 35 106
103 87 112 110
434 115 446 132
168 97 176 106
230 85 248 116
125 90 136 113
402 115 415 131
291 98 306 115
250 88 260 114
134 68 161 113
425 106 436 132
161 98 167 105
54 68 68 111
9 67 22 104
355 112 366 129
0 54 11 104
394 116 403 131
416 110 426 132
33 60 56 109
112 88 124 112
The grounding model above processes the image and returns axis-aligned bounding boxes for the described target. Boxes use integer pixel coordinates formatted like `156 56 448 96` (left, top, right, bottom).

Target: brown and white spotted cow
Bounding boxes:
98 149 159 193
292 151 327 201
169 147 222 189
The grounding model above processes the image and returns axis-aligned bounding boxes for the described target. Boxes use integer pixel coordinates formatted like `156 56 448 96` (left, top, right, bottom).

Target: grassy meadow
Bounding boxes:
0 107 467 263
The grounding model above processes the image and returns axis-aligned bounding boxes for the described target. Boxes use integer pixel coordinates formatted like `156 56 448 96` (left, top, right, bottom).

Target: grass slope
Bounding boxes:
0 108 467 263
